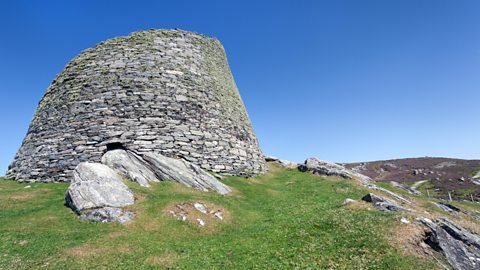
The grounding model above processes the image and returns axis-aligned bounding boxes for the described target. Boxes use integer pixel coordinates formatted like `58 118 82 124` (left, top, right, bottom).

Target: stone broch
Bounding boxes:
6 29 266 182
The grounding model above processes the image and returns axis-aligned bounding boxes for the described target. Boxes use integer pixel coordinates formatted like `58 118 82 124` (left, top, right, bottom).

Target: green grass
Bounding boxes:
0 166 438 269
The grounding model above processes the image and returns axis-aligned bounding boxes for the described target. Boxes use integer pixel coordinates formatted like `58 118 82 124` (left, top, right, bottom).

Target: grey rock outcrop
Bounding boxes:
418 217 480 270
65 162 134 213
432 202 480 221
299 157 371 182
80 207 135 223
265 156 298 169
101 149 159 187
102 149 231 194
364 183 414 205
142 152 232 195
7 29 266 182
361 193 411 212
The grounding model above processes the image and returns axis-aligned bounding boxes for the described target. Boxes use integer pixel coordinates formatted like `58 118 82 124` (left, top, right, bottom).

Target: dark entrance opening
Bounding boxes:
106 142 126 152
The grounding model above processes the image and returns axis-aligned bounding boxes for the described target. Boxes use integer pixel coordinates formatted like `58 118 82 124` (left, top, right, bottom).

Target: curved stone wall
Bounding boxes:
7 29 266 182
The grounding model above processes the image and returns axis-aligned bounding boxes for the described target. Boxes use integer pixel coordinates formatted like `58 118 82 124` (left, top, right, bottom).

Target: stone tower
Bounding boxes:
7 29 266 182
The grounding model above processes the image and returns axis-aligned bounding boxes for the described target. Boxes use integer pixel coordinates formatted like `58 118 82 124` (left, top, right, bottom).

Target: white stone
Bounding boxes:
194 202 207 214
196 218 205 226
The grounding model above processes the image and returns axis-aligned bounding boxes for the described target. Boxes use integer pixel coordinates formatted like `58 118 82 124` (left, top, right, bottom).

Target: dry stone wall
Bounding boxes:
7 29 266 182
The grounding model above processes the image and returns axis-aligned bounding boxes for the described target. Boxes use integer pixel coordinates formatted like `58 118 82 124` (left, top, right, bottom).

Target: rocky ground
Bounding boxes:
344 157 480 200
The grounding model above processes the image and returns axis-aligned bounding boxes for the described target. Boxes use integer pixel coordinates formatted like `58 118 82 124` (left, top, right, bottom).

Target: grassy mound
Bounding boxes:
0 165 444 269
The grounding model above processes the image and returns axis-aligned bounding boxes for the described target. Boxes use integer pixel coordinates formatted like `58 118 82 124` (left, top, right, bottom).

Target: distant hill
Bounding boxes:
344 157 480 200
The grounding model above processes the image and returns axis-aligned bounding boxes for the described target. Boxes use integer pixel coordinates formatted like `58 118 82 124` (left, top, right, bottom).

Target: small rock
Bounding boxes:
214 211 224 220
364 183 414 205
194 202 207 214
343 198 356 205
196 218 205 226
179 213 187 221
400 217 410 224
24 185 31 189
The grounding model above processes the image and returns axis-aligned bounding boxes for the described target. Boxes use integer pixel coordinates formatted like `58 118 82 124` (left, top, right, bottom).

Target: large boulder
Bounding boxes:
101 149 159 187
141 152 232 195
66 162 135 213
299 157 371 182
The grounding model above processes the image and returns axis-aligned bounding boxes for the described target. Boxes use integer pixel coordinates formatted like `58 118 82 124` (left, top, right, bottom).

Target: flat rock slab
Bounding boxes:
101 149 231 195
141 152 232 195
66 162 134 213
102 149 159 187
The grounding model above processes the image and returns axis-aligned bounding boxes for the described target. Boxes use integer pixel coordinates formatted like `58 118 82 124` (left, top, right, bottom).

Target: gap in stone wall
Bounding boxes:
106 142 126 152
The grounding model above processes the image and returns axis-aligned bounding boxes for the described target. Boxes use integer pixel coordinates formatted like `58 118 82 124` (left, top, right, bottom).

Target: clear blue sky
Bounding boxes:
1 0 479 175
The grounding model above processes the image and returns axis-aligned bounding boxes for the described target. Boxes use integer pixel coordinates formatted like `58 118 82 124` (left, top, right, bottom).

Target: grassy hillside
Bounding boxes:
0 164 452 269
